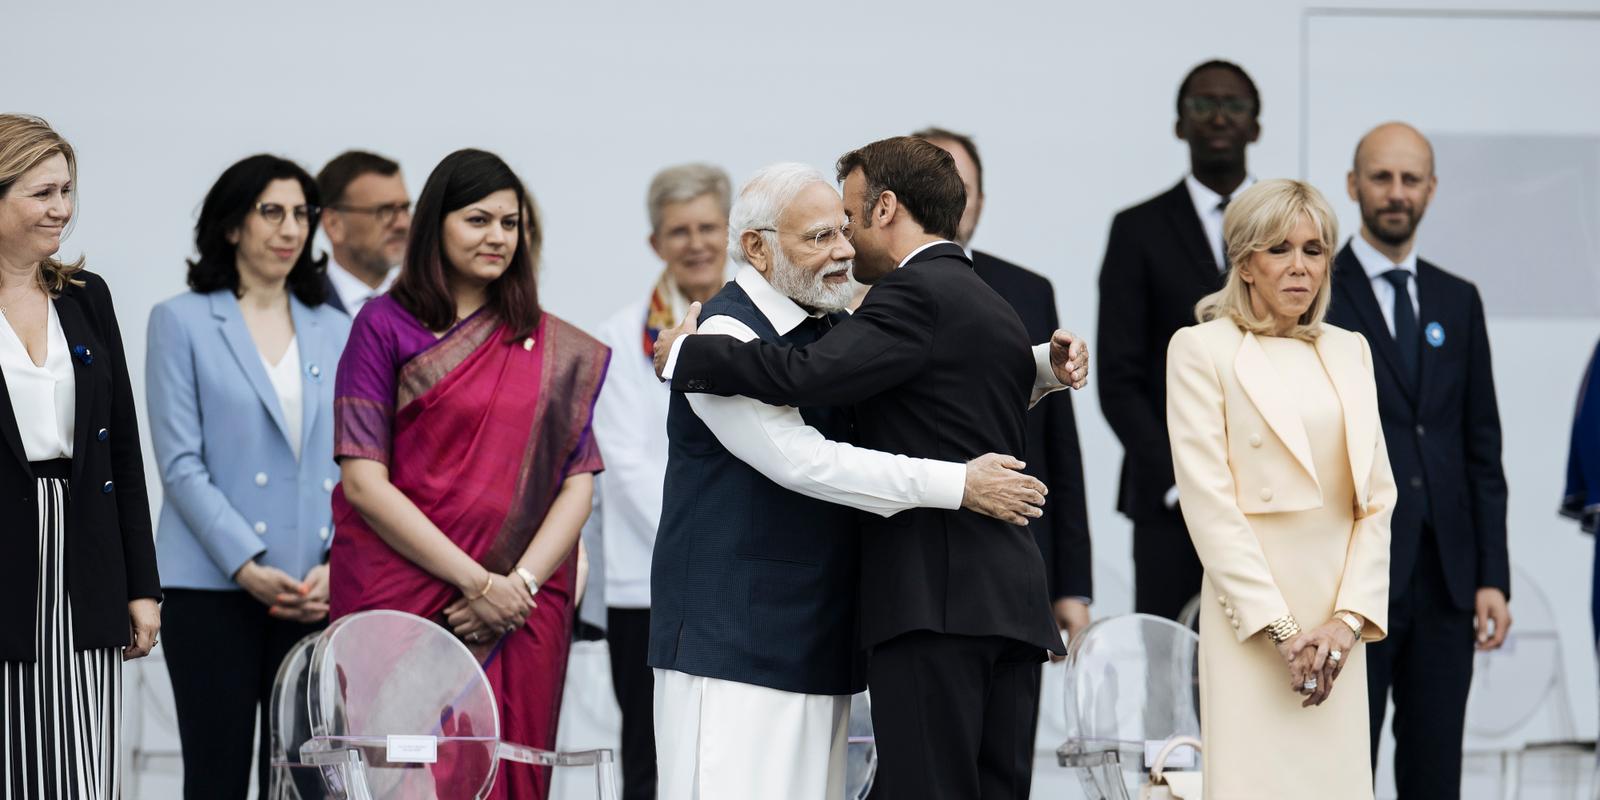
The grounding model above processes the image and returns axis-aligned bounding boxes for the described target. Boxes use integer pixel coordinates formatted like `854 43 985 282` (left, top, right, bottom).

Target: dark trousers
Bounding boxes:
163 588 325 800
607 608 657 800
1133 513 1204 620
867 631 1042 800
1367 531 1476 799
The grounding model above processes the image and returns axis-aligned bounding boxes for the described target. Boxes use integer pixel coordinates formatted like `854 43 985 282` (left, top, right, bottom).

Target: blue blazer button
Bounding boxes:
97 428 109 441
101 481 114 494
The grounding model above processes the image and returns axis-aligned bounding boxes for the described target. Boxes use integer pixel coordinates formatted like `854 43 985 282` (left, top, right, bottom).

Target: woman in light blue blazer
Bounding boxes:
146 154 350 800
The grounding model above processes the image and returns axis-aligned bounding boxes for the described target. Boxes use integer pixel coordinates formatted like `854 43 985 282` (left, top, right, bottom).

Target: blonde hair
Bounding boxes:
1195 178 1338 341
0 114 83 294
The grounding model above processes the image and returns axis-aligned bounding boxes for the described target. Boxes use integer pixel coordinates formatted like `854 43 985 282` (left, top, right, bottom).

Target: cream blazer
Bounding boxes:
1165 319 1394 642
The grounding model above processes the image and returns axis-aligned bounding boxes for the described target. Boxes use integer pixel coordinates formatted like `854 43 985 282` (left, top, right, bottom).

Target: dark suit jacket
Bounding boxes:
320 273 347 315
1096 181 1227 522
672 243 1064 655
972 250 1092 601
1326 244 1510 609
0 271 161 661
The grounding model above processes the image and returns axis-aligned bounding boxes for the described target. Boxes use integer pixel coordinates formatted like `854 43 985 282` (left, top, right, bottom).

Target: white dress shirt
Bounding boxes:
1347 233 1420 338
0 301 74 460
589 295 680 609
326 257 398 318
1185 174 1255 271
259 337 303 461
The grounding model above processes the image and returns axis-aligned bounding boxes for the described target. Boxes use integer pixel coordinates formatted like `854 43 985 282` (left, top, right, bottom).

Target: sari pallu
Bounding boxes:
329 309 609 799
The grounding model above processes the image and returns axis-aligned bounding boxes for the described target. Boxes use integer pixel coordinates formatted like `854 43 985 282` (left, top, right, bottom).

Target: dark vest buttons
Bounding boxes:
102 481 115 494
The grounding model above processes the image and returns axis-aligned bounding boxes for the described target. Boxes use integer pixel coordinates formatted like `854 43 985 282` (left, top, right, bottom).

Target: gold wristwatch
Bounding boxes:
1334 611 1364 639
1265 615 1302 644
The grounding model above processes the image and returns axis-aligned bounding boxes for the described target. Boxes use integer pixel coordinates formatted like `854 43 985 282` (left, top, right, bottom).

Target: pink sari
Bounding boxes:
329 299 609 798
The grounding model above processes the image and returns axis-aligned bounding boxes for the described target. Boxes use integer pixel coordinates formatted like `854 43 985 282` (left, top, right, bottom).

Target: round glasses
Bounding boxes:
754 224 854 251
252 202 319 226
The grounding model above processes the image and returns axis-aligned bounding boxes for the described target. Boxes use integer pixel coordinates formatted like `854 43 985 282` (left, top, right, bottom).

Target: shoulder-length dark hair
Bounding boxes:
391 148 541 339
186 154 328 306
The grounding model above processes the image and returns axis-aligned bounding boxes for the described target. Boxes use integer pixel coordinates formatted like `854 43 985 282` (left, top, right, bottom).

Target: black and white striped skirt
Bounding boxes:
2 460 121 800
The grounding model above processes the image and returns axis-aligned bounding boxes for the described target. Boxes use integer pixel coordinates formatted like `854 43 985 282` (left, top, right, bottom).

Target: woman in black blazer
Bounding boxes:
0 114 160 799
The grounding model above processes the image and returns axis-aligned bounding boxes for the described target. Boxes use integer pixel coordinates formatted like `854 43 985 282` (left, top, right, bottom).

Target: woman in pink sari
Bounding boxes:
328 149 609 799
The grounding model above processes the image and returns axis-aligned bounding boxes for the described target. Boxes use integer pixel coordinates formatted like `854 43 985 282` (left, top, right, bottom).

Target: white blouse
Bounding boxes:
260 337 304 461
0 300 75 461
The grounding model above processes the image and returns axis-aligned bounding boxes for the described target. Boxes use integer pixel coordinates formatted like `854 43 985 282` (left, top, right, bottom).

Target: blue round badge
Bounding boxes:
1425 322 1445 348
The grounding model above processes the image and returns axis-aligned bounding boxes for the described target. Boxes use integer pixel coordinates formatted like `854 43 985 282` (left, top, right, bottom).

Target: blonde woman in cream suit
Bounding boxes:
1166 179 1395 798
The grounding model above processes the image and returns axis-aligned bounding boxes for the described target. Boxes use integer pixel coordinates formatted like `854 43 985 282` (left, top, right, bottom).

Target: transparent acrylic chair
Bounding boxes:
270 631 344 799
1057 614 1201 800
845 691 877 799
291 609 617 799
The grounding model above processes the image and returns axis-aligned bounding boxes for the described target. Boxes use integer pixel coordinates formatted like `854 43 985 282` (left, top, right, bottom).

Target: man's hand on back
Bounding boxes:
962 453 1047 525
653 301 702 380
1049 329 1089 390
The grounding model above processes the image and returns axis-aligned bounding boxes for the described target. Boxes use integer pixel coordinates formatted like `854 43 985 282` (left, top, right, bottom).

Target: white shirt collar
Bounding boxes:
1184 174 1255 214
734 265 817 335
896 239 958 271
1348 232 1418 281
327 256 398 311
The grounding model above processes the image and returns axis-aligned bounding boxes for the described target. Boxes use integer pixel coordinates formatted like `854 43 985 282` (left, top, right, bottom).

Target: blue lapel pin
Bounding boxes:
1425 322 1445 348
71 344 94 365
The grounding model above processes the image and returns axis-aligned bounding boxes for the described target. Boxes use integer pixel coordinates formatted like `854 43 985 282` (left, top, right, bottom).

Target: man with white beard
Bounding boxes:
649 163 1049 799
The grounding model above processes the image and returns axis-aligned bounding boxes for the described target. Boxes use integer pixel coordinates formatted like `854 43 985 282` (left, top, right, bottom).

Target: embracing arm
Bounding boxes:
1166 327 1292 642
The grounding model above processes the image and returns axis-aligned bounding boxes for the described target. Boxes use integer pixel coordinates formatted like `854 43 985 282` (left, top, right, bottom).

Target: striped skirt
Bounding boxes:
2 462 121 800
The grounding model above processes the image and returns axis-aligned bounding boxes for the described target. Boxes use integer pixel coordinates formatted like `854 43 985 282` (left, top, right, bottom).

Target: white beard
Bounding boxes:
767 247 858 313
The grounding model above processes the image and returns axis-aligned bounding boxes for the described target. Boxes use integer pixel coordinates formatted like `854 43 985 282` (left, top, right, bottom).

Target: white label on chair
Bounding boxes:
386 735 438 764
1143 740 1197 769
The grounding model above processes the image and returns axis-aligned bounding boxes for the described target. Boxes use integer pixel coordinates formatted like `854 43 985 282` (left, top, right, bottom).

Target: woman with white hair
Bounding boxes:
1166 178 1395 796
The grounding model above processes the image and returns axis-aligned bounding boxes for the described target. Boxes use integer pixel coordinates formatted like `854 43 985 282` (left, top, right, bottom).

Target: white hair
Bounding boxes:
727 162 829 266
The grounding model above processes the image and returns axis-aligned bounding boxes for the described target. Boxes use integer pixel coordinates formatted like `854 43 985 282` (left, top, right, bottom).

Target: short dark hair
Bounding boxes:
187 154 328 306
1176 60 1261 119
316 150 401 208
911 126 983 195
391 149 540 339
835 136 964 240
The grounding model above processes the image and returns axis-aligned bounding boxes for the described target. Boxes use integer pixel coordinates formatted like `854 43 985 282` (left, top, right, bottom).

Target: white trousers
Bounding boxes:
653 669 849 800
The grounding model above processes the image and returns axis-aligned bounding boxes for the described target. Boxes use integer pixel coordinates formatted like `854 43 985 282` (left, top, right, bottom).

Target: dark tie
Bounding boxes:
1382 269 1420 386
1216 196 1231 272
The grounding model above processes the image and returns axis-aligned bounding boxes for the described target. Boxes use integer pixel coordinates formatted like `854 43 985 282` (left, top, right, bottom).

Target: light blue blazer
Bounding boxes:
147 289 350 590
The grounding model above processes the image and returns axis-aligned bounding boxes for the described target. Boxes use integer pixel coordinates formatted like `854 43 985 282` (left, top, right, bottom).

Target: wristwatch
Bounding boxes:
1334 611 1364 639
515 567 540 600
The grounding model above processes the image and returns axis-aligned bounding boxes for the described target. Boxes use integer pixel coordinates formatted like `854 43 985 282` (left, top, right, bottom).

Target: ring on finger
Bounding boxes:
1329 649 1343 663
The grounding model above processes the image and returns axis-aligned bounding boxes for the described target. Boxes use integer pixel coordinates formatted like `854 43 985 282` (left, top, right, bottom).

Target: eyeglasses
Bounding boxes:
1182 95 1254 120
330 201 412 227
753 224 853 251
252 202 318 226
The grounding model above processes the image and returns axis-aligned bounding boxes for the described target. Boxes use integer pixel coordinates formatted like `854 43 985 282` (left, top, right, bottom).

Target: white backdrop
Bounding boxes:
10 1 1600 797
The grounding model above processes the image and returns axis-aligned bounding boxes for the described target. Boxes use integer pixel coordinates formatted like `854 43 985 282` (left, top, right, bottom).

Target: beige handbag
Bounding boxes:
1139 736 1203 800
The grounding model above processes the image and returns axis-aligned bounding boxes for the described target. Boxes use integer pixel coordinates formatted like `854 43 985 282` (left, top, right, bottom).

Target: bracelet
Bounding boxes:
467 572 495 601
1334 611 1364 640
1264 615 1302 644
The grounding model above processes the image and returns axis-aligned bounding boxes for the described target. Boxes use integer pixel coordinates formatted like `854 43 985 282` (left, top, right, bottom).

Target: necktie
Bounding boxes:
1216 196 1232 272
1382 269 1420 386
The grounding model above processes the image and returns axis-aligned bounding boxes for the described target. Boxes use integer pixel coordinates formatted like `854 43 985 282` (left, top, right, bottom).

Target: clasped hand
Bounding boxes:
1276 620 1357 708
444 573 536 645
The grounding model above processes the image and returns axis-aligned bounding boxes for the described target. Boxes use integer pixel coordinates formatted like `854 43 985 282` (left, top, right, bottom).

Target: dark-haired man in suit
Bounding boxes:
915 126 1094 641
315 150 410 317
1326 121 1511 798
657 136 1088 799
1096 60 1260 619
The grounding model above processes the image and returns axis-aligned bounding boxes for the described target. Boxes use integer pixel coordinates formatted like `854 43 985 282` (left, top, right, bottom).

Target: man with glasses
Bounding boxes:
316 150 411 317
1096 60 1260 622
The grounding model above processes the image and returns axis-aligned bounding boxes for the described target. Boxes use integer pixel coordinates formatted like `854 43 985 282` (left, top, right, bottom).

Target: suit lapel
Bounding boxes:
211 292 293 448
53 293 97 481
0 347 30 477
1316 331 1376 509
1234 331 1318 482
1162 182 1220 285
1414 261 1445 410
289 298 320 456
1334 245 1416 405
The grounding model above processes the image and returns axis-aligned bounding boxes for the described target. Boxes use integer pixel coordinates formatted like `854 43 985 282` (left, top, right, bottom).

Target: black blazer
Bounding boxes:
673 243 1064 656
0 271 160 662
971 250 1092 601
320 273 347 315
1096 181 1227 521
1325 244 1510 609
